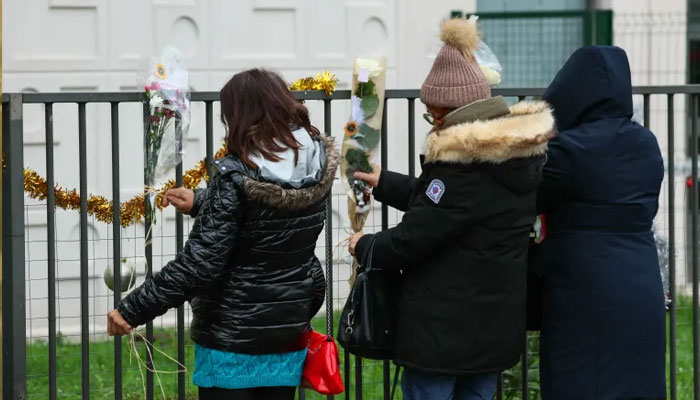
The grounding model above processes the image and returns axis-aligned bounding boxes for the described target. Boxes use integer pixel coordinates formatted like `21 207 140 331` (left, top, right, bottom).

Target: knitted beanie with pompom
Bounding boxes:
421 18 491 109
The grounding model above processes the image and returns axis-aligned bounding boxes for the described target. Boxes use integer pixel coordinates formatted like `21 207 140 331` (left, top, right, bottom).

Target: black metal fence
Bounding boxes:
2 86 700 400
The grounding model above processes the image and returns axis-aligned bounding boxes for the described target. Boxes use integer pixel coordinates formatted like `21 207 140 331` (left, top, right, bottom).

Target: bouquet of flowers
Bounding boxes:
470 15 502 86
103 47 190 295
475 40 502 86
107 48 191 398
140 46 191 225
340 57 386 285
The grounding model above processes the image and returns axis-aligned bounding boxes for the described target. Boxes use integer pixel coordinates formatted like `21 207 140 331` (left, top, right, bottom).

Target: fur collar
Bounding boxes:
243 135 339 210
424 100 555 164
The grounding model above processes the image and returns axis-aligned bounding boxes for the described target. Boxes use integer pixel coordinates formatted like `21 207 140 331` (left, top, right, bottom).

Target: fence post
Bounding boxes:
594 10 614 45
2 93 27 400
583 10 594 46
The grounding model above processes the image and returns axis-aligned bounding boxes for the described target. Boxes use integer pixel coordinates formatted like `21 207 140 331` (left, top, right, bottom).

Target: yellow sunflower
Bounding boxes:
344 121 359 137
155 63 167 79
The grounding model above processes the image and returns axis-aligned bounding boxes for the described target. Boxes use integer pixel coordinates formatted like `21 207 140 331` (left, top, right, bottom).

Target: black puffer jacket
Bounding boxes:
118 135 339 354
355 97 555 374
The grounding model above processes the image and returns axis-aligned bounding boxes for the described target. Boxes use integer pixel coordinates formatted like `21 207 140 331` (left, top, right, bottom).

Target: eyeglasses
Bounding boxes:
423 112 435 125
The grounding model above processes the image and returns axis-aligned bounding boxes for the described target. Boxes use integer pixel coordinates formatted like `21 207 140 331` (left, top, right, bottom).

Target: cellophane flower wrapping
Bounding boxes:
138 46 191 223
470 15 502 86
652 223 672 310
475 40 502 86
340 57 386 285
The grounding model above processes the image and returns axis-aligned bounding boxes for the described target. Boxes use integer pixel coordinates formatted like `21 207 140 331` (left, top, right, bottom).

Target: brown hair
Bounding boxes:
220 69 320 168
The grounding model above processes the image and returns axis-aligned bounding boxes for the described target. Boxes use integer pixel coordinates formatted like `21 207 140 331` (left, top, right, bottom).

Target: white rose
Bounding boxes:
355 58 383 78
149 94 164 113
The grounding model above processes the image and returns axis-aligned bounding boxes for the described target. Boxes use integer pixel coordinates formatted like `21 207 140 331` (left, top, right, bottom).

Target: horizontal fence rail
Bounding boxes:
3 85 700 400
4 85 700 104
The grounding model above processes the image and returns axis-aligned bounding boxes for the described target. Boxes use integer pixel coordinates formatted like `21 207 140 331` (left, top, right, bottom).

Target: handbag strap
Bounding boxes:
360 236 377 272
390 366 401 400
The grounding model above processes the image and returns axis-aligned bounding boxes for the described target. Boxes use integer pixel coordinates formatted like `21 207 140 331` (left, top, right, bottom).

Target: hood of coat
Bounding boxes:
250 127 325 185
424 99 555 165
543 46 633 132
242 135 339 210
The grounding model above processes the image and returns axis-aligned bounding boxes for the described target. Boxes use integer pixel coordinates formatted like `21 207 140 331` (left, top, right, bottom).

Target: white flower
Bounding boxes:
480 66 501 86
149 94 164 113
351 95 364 124
355 58 383 78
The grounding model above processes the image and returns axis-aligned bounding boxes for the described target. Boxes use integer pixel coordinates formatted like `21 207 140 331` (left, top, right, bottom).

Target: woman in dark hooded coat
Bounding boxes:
530 46 666 399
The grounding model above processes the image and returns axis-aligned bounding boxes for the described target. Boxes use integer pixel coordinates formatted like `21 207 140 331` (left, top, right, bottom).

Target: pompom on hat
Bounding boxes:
421 17 491 109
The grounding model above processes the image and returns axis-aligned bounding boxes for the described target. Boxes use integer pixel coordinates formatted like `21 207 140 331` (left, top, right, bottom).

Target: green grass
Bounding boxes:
25 303 695 399
667 296 695 399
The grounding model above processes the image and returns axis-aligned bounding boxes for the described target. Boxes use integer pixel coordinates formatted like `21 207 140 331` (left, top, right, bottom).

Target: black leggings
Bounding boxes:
198 386 296 400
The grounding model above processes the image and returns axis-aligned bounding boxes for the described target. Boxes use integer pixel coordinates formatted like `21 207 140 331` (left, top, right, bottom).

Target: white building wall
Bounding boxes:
3 0 477 341
2 0 689 340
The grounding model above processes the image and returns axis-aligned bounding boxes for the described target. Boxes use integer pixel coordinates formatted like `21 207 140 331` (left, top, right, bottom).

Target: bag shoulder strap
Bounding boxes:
361 236 377 272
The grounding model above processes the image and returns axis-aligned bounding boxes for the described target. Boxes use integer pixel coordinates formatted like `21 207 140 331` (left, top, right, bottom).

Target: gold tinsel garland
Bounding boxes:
23 145 228 228
289 71 338 95
21 72 337 228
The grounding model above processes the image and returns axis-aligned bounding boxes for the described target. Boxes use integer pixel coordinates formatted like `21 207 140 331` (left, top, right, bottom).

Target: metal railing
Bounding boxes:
3 85 700 400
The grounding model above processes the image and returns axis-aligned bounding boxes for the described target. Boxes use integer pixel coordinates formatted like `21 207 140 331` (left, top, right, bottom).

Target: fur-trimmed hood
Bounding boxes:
424 100 556 164
242 135 339 210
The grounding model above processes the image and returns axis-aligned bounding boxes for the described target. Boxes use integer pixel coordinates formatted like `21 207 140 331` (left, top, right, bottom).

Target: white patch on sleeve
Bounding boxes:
425 179 446 204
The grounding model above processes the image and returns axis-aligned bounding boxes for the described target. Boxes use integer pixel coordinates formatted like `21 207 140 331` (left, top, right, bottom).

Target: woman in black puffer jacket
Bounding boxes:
107 69 338 400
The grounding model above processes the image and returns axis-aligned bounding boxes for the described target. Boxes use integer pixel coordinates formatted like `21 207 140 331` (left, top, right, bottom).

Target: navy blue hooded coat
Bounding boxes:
530 46 666 399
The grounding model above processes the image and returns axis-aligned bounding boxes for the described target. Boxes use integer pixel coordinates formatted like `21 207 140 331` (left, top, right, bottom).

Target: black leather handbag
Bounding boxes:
337 238 401 360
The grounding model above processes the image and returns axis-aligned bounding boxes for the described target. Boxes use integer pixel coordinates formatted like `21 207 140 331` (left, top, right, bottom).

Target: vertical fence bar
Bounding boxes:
323 99 335 400
408 98 416 177
78 102 91 400
143 102 155 400
205 101 214 180
383 361 390 399
355 357 363 400
692 94 699 400
517 95 529 400
521 336 528 400
667 94 677 400
2 94 27 400
296 97 306 400
176 219 185 400
176 119 186 400
497 373 503 400
344 352 351 400
111 102 123 400
381 99 390 400
644 94 651 128
45 102 58 400
348 96 363 400
380 104 388 228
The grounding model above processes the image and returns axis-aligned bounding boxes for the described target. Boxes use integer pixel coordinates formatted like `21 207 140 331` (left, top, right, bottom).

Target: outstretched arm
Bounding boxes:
355 164 483 270
373 170 417 212
115 174 243 329
354 165 417 212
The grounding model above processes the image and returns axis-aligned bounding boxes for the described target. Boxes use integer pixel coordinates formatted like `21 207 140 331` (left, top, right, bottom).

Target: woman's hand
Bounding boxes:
107 309 133 336
353 165 381 188
349 232 364 256
163 188 194 213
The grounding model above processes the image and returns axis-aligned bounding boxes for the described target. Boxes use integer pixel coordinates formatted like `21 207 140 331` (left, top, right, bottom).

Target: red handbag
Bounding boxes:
301 330 345 395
